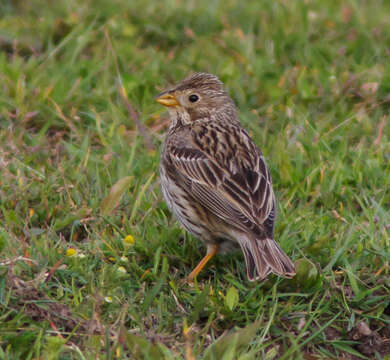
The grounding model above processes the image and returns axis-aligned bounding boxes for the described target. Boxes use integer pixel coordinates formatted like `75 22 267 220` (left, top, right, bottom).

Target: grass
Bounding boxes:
1 0 390 358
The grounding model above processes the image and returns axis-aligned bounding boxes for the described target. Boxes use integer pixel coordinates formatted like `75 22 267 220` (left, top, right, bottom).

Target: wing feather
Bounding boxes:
169 137 274 234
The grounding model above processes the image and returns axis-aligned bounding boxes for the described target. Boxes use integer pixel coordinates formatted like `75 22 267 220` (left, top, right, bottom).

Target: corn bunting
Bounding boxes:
156 73 295 281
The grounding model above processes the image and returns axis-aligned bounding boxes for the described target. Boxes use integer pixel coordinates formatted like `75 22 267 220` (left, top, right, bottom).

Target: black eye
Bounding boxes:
188 94 199 103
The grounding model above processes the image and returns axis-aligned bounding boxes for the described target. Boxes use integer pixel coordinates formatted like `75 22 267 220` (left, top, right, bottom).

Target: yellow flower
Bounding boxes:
116 347 121 358
66 248 77 257
104 296 113 303
117 266 127 274
123 235 134 245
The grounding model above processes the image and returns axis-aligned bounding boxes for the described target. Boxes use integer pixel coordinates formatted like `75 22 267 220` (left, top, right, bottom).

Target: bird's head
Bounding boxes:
156 73 237 127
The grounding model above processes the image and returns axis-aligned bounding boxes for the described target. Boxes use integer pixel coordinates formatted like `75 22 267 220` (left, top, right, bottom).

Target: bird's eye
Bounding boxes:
188 94 199 103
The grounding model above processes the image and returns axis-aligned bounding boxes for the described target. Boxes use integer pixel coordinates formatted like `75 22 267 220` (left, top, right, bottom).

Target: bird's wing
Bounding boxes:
168 124 274 234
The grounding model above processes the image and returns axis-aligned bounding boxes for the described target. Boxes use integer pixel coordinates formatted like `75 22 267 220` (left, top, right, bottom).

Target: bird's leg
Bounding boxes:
187 244 218 282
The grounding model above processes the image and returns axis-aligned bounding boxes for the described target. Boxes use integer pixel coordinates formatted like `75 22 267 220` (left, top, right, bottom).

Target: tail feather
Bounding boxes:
261 238 296 277
241 242 270 281
239 237 295 281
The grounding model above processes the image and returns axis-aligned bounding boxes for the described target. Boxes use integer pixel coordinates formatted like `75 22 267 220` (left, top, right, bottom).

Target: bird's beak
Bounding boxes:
155 93 179 107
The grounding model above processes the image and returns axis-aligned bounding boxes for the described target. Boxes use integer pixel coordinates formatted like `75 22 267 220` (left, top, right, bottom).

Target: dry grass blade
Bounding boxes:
118 84 156 151
49 97 80 137
374 115 386 146
100 176 133 215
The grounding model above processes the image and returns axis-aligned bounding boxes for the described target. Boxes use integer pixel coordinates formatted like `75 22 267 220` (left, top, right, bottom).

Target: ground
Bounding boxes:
0 0 390 359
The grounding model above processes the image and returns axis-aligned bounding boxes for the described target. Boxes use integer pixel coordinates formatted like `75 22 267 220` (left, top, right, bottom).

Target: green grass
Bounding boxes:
1 0 390 359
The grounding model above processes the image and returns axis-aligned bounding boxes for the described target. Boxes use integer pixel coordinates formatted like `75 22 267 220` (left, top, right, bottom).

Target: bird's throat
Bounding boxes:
168 108 192 128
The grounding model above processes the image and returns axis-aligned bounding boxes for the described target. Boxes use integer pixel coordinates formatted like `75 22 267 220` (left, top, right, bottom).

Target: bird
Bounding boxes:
156 72 295 281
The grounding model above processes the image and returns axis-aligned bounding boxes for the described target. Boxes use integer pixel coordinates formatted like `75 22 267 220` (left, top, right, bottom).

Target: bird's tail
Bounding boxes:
239 237 295 281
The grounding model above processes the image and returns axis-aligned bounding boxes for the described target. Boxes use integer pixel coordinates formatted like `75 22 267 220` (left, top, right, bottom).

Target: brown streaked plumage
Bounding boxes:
157 72 295 281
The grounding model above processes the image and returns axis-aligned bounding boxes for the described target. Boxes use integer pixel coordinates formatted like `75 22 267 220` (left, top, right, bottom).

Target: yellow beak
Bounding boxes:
155 93 179 107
